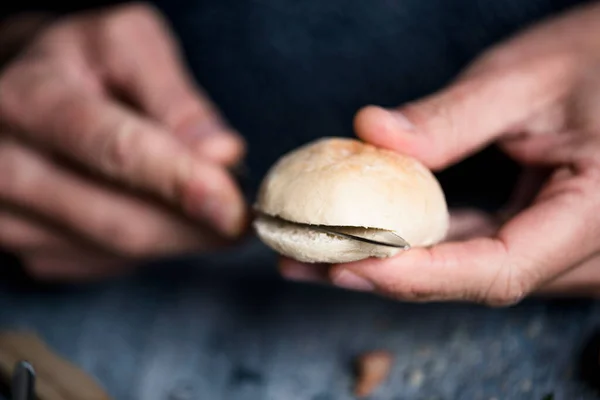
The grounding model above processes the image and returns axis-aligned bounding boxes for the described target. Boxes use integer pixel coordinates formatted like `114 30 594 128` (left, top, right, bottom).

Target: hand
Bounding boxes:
280 2 600 305
0 4 247 281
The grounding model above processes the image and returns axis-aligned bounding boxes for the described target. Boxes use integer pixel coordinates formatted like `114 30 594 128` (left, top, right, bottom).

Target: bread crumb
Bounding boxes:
354 350 394 397
408 368 424 388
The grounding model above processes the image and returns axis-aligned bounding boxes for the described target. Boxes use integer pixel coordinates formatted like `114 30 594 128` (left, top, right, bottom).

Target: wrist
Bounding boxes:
0 12 55 67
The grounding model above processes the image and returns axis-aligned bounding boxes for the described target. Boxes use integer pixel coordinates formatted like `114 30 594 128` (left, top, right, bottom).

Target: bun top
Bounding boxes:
255 137 449 247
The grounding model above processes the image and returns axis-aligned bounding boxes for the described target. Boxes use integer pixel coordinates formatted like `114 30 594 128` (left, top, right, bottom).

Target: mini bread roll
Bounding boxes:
253 137 449 263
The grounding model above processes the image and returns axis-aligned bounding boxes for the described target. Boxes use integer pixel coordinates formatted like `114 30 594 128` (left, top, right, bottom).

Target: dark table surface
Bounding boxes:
1 238 600 400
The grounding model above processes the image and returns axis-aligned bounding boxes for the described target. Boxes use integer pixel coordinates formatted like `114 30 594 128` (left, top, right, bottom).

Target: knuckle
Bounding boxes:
100 220 156 257
115 234 155 258
99 118 139 178
402 281 437 301
19 255 58 280
159 91 205 130
0 213 38 250
482 265 531 307
0 65 26 124
0 141 34 201
23 258 68 281
99 2 174 81
23 260 52 279
1 59 90 132
120 2 162 20
105 2 164 33
0 214 18 248
403 100 460 170
500 139 535 161
383 279 437 302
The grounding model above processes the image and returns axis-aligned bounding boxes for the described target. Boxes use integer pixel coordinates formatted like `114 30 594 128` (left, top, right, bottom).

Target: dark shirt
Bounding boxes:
1 0 595 208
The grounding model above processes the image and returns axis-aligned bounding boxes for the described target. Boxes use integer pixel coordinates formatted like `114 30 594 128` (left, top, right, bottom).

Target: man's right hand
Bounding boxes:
0 3 248 281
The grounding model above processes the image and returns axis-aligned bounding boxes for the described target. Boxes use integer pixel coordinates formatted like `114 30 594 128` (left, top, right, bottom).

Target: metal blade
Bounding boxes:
11 361 35 400
253 211 411 249
313 226 411 249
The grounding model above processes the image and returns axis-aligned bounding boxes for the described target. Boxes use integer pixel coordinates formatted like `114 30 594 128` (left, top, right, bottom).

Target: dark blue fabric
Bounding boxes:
153 0 592 211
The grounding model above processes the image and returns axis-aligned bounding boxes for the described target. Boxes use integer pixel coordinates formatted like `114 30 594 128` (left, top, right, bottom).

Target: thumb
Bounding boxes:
354 55 570 170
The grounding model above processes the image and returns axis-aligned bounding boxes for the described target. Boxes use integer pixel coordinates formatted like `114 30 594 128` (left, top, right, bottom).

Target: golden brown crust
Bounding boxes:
255 137 449 248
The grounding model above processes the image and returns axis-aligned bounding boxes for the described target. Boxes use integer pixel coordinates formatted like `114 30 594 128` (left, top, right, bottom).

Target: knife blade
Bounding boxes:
312 226 411 249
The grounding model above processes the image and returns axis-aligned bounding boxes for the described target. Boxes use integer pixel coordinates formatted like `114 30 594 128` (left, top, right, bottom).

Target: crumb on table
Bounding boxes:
354 350 394 397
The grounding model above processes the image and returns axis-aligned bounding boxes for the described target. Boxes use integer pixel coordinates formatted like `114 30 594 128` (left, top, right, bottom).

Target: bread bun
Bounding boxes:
253 137 449 263
254 214 401 263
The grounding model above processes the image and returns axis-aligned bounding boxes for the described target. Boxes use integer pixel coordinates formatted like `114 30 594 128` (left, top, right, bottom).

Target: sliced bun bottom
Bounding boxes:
253 214 401 264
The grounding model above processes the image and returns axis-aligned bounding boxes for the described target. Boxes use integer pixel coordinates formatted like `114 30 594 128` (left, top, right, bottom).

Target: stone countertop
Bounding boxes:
0 239 599 400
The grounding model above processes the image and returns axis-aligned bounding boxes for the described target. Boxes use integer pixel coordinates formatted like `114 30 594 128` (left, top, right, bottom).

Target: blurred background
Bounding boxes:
2 0 600 399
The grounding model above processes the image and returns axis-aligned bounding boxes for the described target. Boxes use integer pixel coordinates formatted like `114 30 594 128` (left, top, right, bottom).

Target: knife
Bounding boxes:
11 361 35 400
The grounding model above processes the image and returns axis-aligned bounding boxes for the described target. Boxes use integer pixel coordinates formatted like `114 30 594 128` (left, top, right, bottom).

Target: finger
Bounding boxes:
278 258 330 284
0 137 231 257
23 252 131 282
324 167 599 305
353 52 573 170
278 209 499 283
0 207 81 252
497 168 549 223
98 4 245 166
536 255 600 297
0 74 246 236
446 208 499 241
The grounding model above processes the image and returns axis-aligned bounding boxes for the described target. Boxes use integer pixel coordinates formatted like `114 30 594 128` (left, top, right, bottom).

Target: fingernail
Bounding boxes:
281 261 327 283
332 270 375 292
183 168 246 237
388 110 415 131
202 196 245 236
